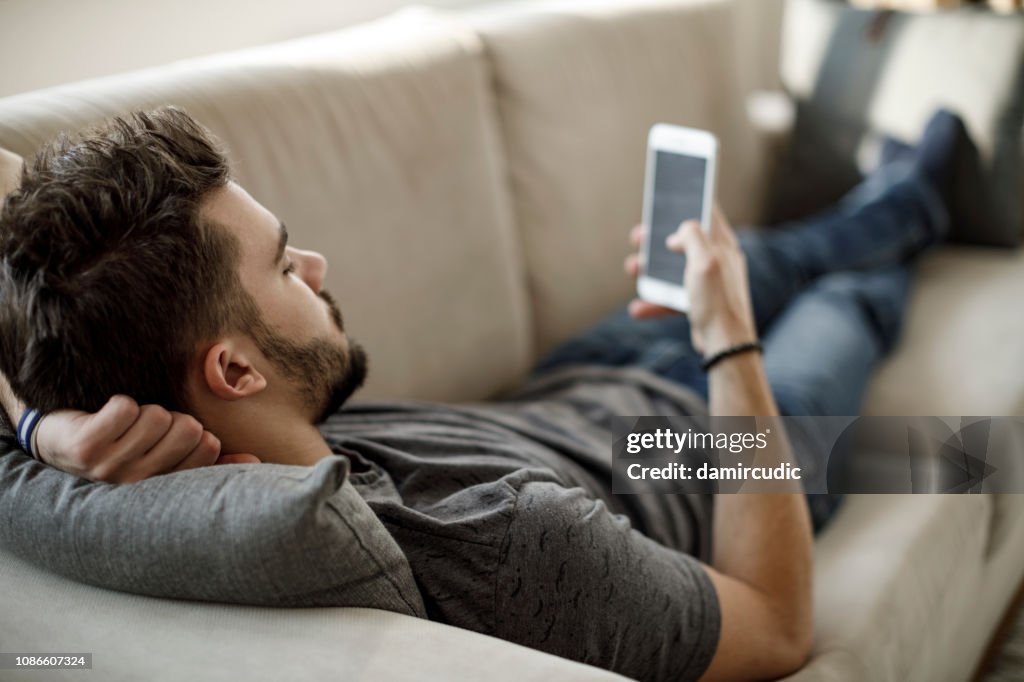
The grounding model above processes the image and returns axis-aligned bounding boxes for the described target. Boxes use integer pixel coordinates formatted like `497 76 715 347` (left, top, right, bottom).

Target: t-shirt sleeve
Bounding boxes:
494 479 720 682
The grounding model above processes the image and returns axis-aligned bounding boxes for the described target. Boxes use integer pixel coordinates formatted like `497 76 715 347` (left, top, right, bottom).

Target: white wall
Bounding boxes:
0 0 484 98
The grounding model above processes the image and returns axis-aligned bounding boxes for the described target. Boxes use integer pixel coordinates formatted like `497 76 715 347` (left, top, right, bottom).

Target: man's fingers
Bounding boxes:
711 204 738 247
87 405 177 481
215 453 261 465
712 202 726 223
112 404 175 457
84 395 142 443
129 412 212 477
166 431 224 474
31 397 141 477
669 220 707 254
628 298 678 320
630 224 644 249
624 253 641 279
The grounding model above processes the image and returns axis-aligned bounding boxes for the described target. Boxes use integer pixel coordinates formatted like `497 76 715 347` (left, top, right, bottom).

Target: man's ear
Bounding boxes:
202 342 268 401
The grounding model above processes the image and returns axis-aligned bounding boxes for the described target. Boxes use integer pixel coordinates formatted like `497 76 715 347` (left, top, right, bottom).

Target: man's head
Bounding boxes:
0 107 366 429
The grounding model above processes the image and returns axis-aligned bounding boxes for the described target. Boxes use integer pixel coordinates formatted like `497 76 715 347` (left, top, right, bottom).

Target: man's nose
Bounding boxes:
289 247 328 294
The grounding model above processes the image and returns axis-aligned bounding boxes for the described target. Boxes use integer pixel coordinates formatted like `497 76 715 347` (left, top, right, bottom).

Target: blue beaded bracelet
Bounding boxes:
16 408 44 460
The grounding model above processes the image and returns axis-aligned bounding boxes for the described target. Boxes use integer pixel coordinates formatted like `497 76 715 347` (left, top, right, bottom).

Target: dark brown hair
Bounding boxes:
0 107 254 413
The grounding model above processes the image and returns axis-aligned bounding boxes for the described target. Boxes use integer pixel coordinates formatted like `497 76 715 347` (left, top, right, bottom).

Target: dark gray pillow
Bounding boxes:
0 434 426 616
772 0 1024 247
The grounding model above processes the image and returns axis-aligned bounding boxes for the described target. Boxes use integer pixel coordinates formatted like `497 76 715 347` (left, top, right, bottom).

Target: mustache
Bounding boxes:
318 289 345 332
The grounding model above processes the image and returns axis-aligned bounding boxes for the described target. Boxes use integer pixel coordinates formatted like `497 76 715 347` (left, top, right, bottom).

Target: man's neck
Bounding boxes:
251 420 336 466
205 402 335 466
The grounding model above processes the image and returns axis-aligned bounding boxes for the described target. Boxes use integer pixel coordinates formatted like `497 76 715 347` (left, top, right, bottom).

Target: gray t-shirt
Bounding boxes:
318 366 720 682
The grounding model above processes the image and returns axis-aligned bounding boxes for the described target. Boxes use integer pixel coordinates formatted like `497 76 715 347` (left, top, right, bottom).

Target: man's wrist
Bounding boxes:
701 320 758 358
702 341 763 372
16 408 46 461
30 414 47 463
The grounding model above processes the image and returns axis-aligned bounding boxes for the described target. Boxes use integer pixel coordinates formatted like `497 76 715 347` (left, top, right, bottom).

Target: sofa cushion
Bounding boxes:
473 0 769 356
0 9 531 404
775 0 1024 246
782 494 994 681
863 245 1024 416
0 439 426 615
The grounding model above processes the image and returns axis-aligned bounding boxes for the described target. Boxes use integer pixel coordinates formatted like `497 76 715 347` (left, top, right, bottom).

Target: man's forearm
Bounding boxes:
708 353 814 649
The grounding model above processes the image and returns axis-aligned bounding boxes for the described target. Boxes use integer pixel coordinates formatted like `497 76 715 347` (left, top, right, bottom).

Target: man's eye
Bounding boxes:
283 262 297 276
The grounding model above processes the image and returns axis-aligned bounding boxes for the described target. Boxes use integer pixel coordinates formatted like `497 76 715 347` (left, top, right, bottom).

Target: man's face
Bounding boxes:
203 181 367 421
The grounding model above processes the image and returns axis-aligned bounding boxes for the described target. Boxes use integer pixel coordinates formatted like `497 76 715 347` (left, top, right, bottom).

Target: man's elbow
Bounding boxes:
769 619 814 677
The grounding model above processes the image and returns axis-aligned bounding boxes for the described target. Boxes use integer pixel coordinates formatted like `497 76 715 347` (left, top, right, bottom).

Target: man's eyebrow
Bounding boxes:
273 221 288 267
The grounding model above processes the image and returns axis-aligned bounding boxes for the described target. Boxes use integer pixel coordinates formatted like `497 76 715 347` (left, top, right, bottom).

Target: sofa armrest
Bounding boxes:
747 90 796 164
0 542 628 682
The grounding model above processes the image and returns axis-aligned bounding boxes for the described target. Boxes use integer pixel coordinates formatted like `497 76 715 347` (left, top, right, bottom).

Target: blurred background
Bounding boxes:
1 0 1019 98
0 0 485 97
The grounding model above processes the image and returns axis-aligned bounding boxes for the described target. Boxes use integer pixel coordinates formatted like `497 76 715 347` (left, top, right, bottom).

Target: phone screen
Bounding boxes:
646 150 708 285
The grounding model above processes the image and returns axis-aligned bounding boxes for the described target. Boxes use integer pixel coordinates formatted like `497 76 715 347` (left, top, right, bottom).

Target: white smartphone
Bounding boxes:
638 123 718 313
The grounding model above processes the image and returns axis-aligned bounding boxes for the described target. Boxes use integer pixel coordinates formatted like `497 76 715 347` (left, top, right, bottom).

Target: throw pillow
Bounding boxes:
0 435 426 616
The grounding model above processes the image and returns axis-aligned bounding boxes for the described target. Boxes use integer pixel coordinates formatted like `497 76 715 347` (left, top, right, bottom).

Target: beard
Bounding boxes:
249 288 368 423
314 338 367 423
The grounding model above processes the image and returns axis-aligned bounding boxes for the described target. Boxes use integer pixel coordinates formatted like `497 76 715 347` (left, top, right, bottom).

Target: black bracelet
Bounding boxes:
701 341 763 372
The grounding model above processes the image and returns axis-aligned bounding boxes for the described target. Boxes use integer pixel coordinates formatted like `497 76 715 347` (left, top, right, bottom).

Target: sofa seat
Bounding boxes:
786 243 1024 681
786 494 1019 681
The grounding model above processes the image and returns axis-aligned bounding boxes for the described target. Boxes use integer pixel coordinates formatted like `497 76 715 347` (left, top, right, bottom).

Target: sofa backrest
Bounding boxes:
471 0 777 355
0 10 533 404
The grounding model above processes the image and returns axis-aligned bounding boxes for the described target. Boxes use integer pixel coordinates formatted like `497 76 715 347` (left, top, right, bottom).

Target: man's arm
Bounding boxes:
701 354 813 680
0 146 256 481
626 209 814 680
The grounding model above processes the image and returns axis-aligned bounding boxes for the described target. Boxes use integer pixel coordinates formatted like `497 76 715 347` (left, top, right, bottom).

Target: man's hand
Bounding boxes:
33 396 260 483
623 205 758 354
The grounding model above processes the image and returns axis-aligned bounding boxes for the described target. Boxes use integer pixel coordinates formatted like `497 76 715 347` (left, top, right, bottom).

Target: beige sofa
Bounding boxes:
1 1 1022 680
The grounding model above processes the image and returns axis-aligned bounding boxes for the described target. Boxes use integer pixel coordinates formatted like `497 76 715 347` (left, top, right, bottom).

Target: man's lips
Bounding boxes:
319 289 345 332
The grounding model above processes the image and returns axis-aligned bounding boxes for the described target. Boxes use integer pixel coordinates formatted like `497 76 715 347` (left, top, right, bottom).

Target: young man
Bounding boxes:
0 107 969 681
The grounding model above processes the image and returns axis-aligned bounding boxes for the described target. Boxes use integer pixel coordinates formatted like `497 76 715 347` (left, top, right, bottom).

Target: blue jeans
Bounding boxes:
534 163 948 532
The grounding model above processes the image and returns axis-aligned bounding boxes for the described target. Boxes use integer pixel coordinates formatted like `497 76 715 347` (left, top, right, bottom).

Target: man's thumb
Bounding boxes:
214 453 261 465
